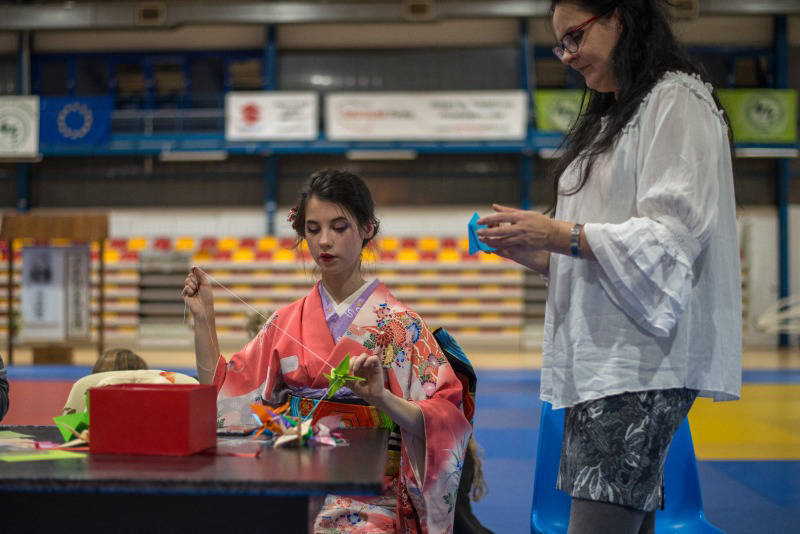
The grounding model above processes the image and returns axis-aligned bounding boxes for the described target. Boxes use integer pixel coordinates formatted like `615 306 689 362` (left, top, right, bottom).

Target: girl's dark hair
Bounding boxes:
547 0 732 214
92 348 148 374
291 169 380 247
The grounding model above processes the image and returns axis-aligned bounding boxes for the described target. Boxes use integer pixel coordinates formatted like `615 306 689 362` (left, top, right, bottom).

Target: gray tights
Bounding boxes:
567 497 655 534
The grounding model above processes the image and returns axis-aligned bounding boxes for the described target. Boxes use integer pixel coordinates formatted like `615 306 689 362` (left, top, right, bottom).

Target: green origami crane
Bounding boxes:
323 353 365 399
53 395 90 443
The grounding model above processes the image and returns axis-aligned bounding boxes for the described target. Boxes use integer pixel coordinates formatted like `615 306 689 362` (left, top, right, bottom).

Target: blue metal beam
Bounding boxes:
264 25 277 91
16 32 30 212
264 156 277 235
773 14 791 347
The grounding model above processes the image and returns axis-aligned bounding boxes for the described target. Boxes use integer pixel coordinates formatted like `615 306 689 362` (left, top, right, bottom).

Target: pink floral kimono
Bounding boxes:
211 280 472 534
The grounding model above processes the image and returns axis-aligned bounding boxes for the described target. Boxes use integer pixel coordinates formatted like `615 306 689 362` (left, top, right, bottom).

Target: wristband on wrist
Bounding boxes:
570 223 584 258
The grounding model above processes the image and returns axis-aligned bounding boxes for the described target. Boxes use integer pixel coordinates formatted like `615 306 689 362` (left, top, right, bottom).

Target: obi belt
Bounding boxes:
289 393 401 476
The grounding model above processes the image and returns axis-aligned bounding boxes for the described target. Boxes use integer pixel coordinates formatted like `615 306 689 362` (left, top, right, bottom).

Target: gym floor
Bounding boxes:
4 347 799 533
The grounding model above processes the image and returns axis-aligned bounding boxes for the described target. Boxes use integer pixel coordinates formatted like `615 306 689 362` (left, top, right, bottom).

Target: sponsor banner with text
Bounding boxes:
325 91 527 141
225 92 318 141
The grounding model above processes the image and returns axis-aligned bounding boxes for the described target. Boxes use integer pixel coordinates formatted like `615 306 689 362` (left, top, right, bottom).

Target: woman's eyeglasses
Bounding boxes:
552 12 606 60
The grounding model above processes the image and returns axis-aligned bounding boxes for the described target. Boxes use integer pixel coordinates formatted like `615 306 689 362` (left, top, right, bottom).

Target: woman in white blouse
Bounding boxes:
478 1 741 533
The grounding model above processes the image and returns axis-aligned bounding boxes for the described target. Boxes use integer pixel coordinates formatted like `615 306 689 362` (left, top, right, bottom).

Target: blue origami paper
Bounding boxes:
467 213 496 255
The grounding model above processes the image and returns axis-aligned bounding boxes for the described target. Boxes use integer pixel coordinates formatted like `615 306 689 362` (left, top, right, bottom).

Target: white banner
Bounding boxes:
325 91 528 141
0 96 39 157
65 245 91 340
225 92 318 141
21 247 66 342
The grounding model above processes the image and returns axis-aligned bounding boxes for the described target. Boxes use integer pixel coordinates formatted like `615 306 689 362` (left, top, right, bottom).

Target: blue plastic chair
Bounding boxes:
531 401 723 534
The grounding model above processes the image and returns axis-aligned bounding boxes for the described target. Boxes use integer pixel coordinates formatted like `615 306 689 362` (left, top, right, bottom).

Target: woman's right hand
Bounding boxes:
182 266 215 319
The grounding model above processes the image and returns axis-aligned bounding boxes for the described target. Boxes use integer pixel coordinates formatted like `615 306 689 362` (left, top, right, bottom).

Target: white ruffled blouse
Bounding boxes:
542 71 742 409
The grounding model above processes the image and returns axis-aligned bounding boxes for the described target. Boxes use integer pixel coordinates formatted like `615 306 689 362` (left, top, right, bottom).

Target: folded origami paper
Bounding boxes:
323 353 365 400
467 213 496 255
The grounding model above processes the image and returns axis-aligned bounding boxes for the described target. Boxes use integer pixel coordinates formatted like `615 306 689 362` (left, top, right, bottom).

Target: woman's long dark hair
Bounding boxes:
547 0 731 214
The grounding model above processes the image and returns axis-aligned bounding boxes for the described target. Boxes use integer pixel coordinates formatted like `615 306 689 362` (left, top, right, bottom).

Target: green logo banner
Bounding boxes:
717 89 797 143
533 90 584 132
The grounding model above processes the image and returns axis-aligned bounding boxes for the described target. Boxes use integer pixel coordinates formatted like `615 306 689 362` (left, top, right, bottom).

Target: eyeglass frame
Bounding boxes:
552 9 613 60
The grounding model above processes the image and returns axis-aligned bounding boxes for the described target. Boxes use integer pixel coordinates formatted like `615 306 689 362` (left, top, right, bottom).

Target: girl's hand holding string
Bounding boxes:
181 266 215 319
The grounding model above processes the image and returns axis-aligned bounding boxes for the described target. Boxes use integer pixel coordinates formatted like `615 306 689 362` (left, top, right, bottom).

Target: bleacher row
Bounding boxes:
0 235 519 264
0 236 532 347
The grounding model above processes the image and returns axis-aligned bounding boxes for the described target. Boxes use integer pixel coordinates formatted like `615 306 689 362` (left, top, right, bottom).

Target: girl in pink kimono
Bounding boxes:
182 169 472 534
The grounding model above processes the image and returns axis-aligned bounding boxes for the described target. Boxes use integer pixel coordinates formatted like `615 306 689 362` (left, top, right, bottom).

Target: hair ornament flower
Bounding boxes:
287 206 298 223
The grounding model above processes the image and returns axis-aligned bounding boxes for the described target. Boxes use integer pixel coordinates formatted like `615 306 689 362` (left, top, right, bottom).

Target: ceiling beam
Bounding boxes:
0 1 796 31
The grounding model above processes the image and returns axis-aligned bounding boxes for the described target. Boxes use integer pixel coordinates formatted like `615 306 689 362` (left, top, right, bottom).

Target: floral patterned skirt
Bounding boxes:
557 388 698 512
313 490 397 533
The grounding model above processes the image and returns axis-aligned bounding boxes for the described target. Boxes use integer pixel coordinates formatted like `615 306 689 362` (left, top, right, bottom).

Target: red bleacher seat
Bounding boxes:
121 251 139 262
214 250 233 261
279 237 296 249
255 250 273 261
200 237 217 251
109 238 128 249
153 237 172 251
420 250 437 261
441 237 457 249
401 237 417 248
239 237 257 249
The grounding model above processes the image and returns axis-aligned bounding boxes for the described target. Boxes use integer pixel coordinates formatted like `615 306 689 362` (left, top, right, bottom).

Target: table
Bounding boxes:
0 425 388 534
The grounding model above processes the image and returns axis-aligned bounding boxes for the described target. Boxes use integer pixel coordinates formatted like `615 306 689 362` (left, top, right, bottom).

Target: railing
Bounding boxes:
111 108 225 135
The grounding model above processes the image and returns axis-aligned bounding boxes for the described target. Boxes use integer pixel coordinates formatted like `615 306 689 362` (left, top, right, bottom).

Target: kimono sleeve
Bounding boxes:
400 313 472 532
214 313 284 427
584 80 728 337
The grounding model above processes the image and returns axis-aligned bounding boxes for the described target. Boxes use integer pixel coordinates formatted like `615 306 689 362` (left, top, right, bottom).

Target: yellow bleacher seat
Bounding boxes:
127 237 148 251
458 237 470 252
192 250 213 262
479 252 501 262
218 237 239 251
419 237 439 251
379 237 399 252
397 249 420 263
438 249 460 262
273 249 296 262
51 238 72 247
258 236 278 251
361 248 378 262
103 249 121 263
232 249 255 262
175 237 196 252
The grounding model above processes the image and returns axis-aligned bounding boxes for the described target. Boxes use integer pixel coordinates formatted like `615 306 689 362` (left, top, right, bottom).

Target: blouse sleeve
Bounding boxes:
584 80 728 337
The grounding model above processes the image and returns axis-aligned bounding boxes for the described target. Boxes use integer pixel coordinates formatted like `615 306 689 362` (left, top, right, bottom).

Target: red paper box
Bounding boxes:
89 383 217 456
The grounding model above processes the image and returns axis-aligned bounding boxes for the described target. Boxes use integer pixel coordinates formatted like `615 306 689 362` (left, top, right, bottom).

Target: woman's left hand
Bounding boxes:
348 353 386 404
477 203 555 251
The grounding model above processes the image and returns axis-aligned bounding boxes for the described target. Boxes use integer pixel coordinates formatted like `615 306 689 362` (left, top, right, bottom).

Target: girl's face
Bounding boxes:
303 195 372 279
552 2 622 95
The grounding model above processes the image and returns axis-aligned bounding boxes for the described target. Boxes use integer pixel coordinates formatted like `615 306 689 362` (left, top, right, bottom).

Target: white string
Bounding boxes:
182 266 355 426
188 267 335 372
